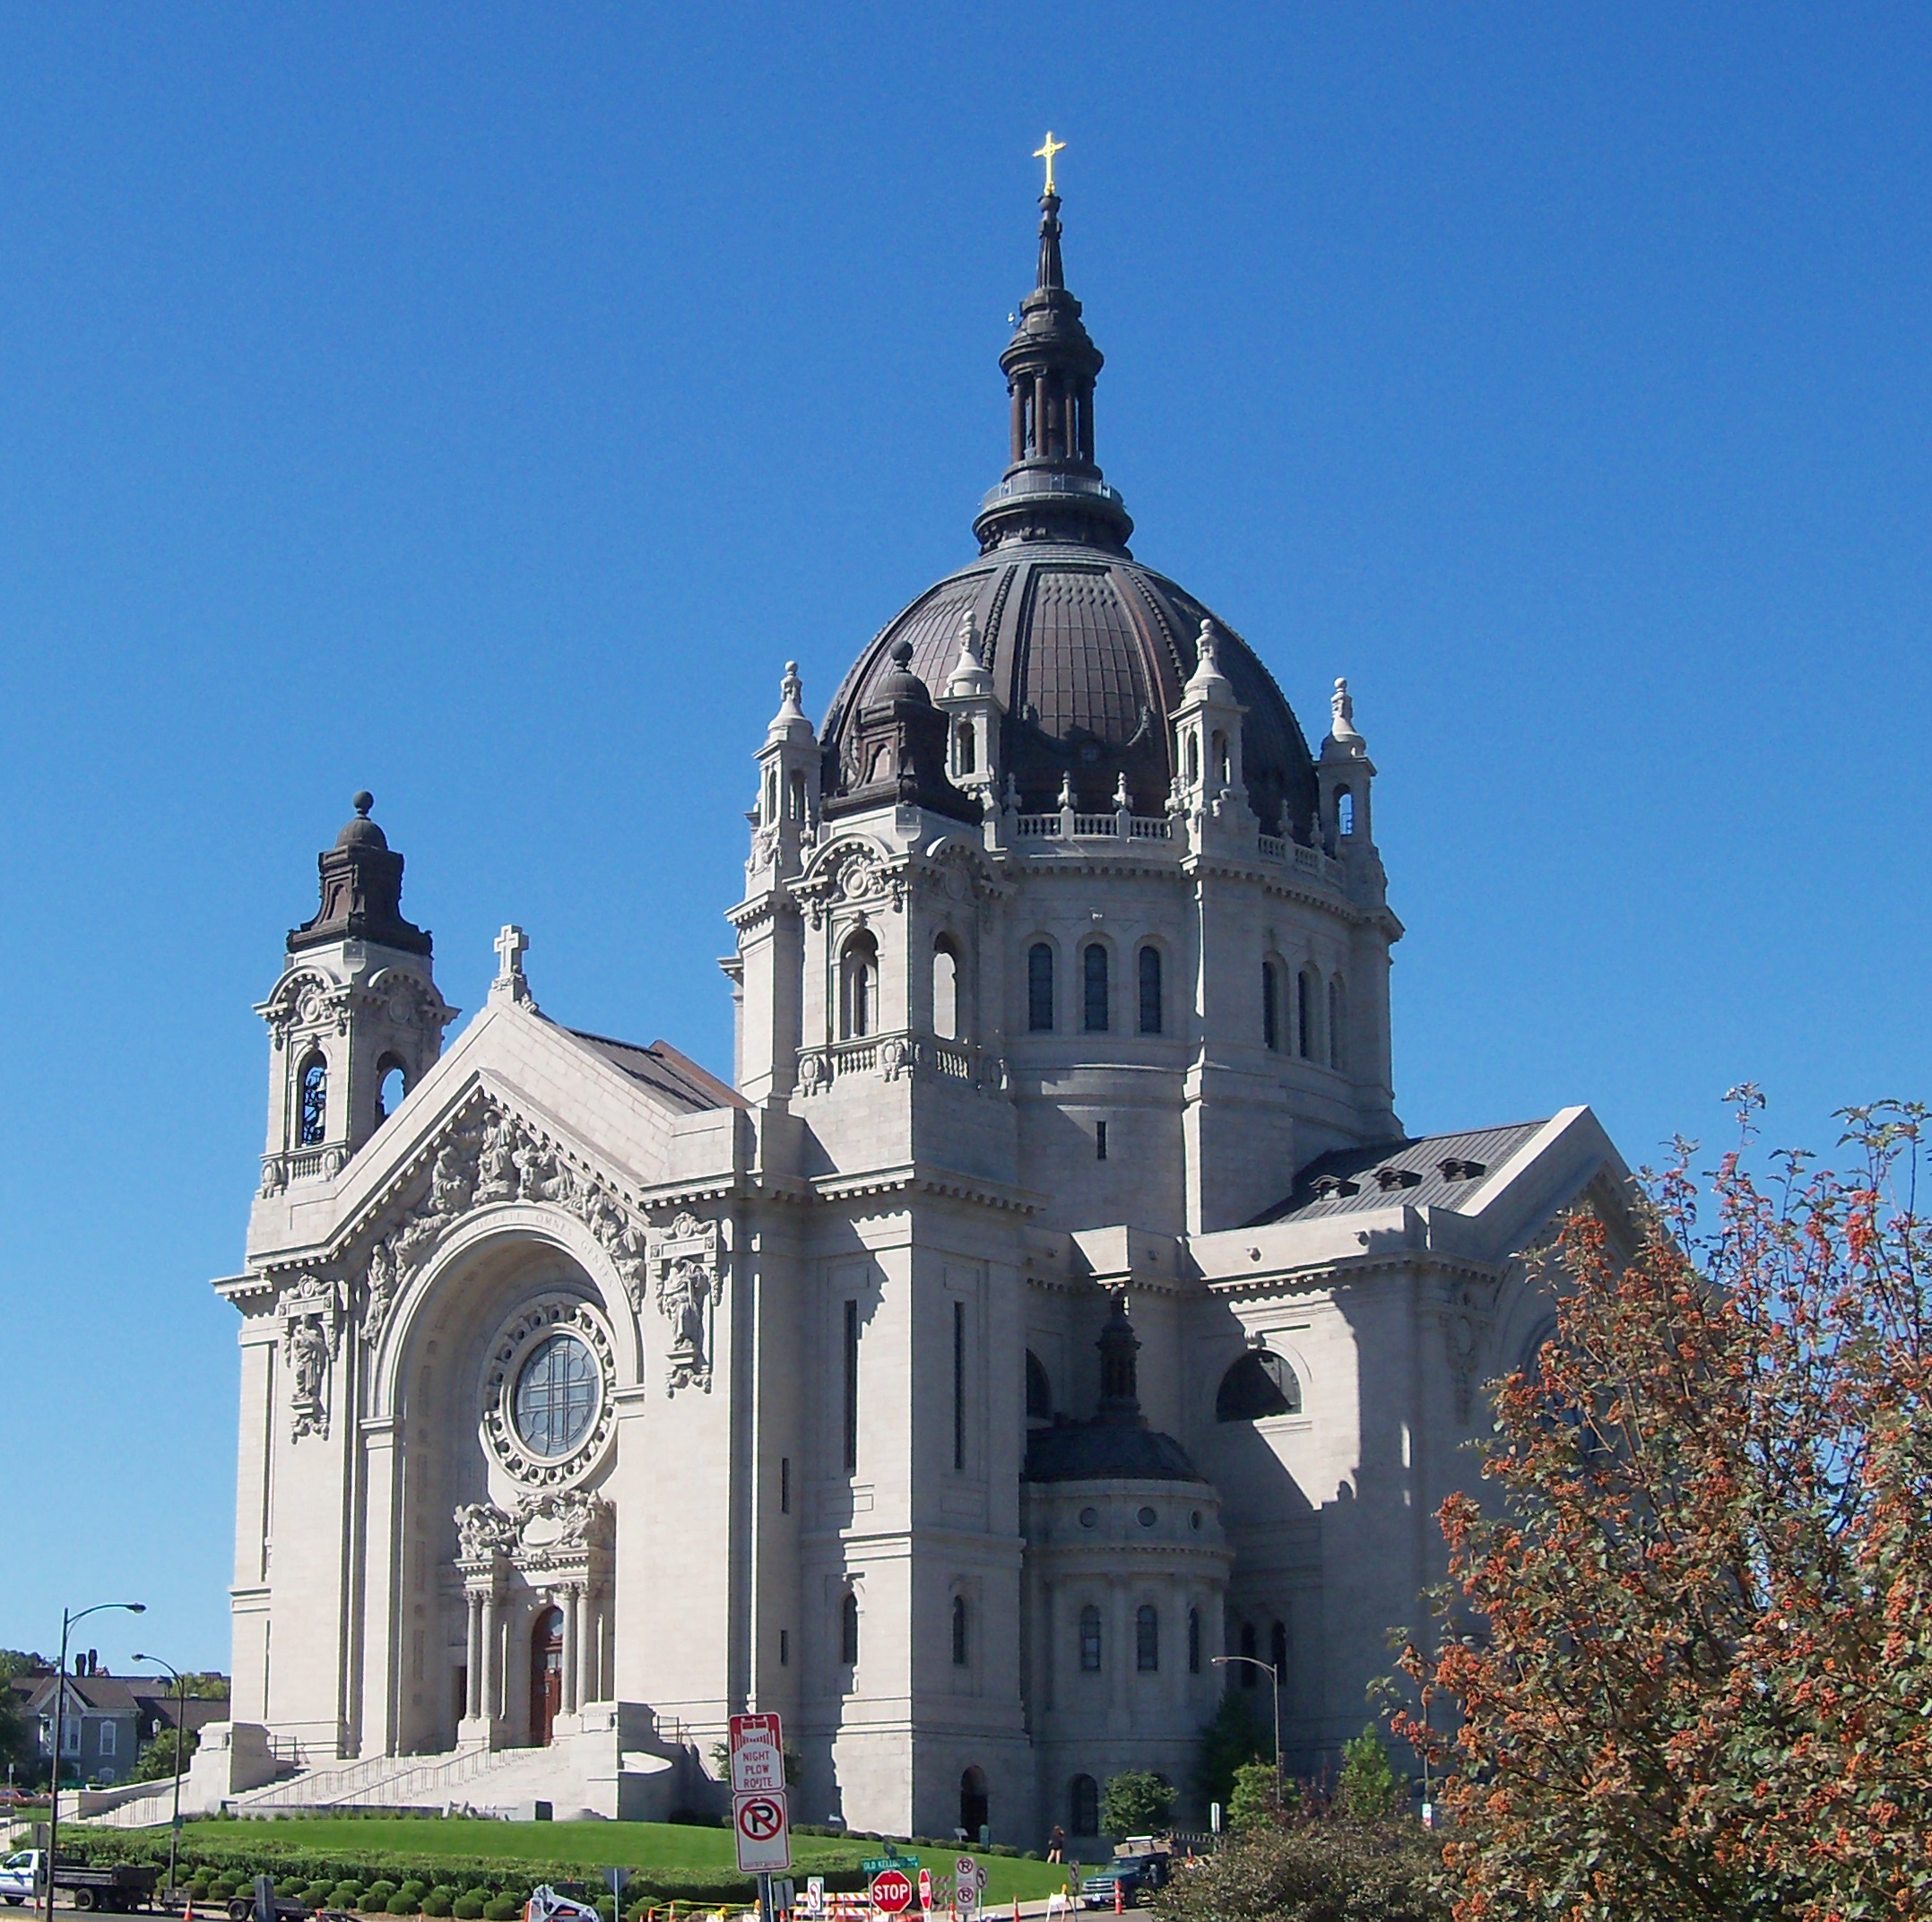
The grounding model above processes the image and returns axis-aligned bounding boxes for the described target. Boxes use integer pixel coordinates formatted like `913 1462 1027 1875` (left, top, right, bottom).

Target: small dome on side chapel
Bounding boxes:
818 187 1320 835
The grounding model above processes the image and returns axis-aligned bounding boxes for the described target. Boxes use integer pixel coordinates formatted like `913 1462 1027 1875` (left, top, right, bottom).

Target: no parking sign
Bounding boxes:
733 1788 793 1874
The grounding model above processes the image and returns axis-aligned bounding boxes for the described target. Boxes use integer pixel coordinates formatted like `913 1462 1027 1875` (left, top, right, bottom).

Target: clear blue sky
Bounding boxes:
4 5 1928 1671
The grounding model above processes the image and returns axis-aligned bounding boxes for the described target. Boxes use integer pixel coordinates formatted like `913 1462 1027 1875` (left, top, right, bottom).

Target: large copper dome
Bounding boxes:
819 547 1317 835
818 189 1318 838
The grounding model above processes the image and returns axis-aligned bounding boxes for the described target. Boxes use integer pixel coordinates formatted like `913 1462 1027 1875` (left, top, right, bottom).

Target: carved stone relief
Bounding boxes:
452 1490 612 1573
648 1212 719 1394
278 1275 345 1442
355 1095 650 1347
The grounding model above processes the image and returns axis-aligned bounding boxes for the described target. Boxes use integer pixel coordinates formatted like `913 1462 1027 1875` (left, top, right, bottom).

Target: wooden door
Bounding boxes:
530 1607 564 1745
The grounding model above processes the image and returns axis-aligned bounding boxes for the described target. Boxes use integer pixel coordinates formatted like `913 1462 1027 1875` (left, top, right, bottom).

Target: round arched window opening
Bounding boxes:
513 1331 600 1459
1078 1505 1097 1529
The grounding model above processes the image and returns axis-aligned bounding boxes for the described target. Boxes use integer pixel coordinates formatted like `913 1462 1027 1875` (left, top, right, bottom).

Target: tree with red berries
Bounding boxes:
1398 1095 1932 1920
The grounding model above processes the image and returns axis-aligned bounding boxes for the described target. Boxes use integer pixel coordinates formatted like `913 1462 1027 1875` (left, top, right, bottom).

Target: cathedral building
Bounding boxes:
214 179 1631 1843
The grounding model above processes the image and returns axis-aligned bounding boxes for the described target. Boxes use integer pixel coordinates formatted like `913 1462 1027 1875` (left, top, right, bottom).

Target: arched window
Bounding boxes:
375 1053 407 1125
1079 1604 1102 1673
1328 977 1346 1069
840 932 879 1040
1188 1606 1201 1675
1217 1348 1302 1422
840 1589 860 1667
1025 1350 1053 1423
959 1767 989 1843
787 769 807 821
1238 1619 1258 1684
298 1052 328 1147
1186 732 1200 785
1262 961 1279 1052
1270 1618 1289 1681
951 1595 969 1667
1296 970 1314 1060
763 767 779 823
1027 943 1054 1033
1083 943 1109 1034
1070 1773 1099 1837
955 723 976 776
933 939 960 1041
1138 945 1163 1035
1336 787 1355 836
1211 730 1230 786
1136 1605 1159 1673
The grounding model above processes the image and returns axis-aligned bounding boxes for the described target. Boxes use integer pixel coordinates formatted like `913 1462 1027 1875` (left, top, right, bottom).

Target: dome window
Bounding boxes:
1026 1350 1053 1423
297 1052 328 1147
952 1595 970 1667
1082 942 1109 1034
1336 786 1356 836
1262 962 1280 1052
1188 1606 1202 1674
933 939 961 1041
1027 942 1054 1032
840 1589 860 1669
1217 1348 1301 1423
1296 969 1315 1060
954 722 976 776
1138 945 1163 1035
1079 1604 1103 1672
1328 977 1346 1070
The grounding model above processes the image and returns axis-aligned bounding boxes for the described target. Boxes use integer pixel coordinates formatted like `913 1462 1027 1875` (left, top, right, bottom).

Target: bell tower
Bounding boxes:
256 792 456 1192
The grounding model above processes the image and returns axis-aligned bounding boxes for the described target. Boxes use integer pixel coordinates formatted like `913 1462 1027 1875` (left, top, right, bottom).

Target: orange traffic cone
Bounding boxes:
1113 1886 1123 1918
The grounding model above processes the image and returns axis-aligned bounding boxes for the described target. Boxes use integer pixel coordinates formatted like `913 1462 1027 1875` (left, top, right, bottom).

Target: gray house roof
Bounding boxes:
1251 1121 1551 1225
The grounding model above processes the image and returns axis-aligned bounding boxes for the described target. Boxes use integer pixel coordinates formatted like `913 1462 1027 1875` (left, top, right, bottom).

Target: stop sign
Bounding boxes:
871 1871 915 1914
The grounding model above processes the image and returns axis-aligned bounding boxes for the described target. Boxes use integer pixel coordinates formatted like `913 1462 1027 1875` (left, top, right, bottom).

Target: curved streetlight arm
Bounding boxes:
129 1654 187 1898
1210 1654 1284 1804
45 1603 144 1922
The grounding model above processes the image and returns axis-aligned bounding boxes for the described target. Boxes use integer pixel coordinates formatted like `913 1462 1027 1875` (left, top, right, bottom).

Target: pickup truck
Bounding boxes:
0 1852 162 1913
1078 1844 1174 1911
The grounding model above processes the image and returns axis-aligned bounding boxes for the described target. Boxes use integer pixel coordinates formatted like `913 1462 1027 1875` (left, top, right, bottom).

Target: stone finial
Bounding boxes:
1056 769 1076 810
1113 772 1131 810
490 923 535 1009
1183 618 1235 699
1330 676 1360 741
765 660 815 746
946 609 994 699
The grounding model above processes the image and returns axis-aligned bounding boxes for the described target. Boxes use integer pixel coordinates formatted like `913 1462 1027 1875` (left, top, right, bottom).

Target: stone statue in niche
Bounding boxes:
278 1274 342 1441
649 1212 720 1394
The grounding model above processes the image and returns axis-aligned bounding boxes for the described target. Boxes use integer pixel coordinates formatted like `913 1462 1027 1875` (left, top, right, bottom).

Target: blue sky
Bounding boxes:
3 4 1928 1669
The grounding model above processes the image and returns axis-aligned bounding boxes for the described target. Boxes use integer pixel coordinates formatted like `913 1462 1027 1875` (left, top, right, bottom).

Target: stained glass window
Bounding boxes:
513 1333 597 1459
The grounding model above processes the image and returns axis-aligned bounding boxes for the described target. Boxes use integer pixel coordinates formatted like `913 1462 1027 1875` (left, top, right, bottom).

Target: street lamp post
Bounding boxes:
43 1603 144 1922
130 1657 187 1898
1211 1656 1284 1810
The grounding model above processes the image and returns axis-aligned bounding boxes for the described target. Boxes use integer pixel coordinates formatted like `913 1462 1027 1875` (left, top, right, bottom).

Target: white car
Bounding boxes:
0 1851 40 1906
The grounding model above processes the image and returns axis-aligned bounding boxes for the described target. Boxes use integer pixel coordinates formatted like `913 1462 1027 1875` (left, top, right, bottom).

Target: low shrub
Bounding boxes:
365 1883 399 1908
481 1898 523 1922
420 1892 454 1918
330 1885 365 1910
185 1882 212 1903
208 1878 240 1901
300 1883 335 1909
450 1896 485 1920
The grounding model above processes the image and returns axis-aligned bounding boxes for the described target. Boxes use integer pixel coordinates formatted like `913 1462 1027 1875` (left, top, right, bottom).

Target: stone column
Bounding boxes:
481 1589 501 1733
465 1591 484 1720
562 1585 581 1715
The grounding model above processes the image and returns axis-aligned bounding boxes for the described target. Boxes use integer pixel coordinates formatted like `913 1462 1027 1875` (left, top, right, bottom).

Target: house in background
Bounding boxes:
10 1670 230 1786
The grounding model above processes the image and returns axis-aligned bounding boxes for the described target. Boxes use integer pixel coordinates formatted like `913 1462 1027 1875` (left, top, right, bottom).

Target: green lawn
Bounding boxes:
176 1821 1077 1904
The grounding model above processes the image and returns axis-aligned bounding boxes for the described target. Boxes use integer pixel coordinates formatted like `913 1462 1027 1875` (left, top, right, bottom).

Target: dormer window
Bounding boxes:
1309 1174 1359 1201
1374 1165 1422 1191
1439 1156 1487 1182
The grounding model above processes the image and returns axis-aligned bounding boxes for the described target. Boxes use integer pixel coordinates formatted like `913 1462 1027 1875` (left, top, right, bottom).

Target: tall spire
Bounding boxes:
973 145 1134 555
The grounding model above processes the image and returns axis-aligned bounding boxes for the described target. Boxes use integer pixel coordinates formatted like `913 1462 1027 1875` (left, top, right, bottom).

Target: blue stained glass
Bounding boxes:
513 1332 596 1458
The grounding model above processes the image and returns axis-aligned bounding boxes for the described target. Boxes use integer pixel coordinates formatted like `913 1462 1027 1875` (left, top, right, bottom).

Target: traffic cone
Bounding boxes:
1112 1886 1122 1918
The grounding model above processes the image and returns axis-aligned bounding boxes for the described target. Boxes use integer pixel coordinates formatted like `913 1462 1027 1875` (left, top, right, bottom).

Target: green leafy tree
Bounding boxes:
1226 1762 1282 1833
1151 1813 1448 1922
1194 1693 1267 1809
1336 1729 1401 1823
1399 1097 1932 1920
1099 1770 1174 1840
132 1727 198 1782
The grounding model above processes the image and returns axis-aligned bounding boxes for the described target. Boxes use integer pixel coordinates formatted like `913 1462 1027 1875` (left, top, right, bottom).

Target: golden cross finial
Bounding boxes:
1034 130 1066 196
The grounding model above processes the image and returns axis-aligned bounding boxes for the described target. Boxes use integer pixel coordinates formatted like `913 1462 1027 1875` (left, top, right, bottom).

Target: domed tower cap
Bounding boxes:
290 790 431 957
872 638 931 706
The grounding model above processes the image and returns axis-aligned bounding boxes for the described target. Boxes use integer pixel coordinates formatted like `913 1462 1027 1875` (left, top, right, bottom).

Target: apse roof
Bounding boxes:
1251 1121 1551 1225
1023 1417 1207 1485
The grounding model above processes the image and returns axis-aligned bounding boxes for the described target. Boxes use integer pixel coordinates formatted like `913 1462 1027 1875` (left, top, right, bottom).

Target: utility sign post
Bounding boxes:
952 1857 983 1921
729 1712 786 1793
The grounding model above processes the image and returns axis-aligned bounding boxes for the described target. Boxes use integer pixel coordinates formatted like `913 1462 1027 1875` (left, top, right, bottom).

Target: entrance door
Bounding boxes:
959 1766 989 1842
530 1607 564 1745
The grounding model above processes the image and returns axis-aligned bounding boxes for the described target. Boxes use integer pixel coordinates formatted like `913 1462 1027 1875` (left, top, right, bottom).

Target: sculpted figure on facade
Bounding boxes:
278 1276 342 1441
519 1488 613 1555
649 1212 719 1393
453 1500 520 1563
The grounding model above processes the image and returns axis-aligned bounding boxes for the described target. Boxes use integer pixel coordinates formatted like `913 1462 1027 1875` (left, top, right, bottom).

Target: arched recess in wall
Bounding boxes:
1138 944 1164 1035
1217 1348 1302 1421
1327 976 1346 1070
1027 942 1055 1033
376 1052 408 1125
1025 1350 1053 1424
840 931 879 1040
1070 1773 1099 1836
